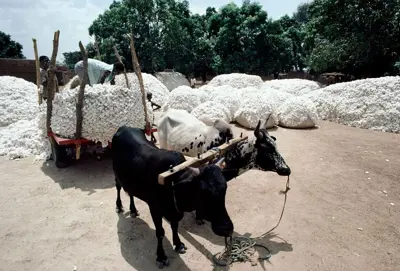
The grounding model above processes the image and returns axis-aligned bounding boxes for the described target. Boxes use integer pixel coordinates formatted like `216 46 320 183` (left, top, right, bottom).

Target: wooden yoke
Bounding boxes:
46 30 60 133
158 135 248 185
75 41 89 160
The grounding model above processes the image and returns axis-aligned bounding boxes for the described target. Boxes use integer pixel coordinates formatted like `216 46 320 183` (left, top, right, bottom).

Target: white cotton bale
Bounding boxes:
207 86 243 120
263 79 321 96
234 92 278 129
208 73 263 89
162 86 203 112
51 84 153 146
302 76 400 133
155 71 190 91
112 72 170 107
0 76 39 126
191 101 231 125
277 96 319 128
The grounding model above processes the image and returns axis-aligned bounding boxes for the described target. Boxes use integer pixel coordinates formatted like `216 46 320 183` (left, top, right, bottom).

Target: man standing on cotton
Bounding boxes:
74 58 124 86
39 55 59 101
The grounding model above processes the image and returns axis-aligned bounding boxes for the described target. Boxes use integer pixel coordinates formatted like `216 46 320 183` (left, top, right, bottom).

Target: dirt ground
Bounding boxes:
0 121 399 271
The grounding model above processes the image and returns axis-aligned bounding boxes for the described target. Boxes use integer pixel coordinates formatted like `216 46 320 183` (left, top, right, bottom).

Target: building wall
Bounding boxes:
0 58 74 85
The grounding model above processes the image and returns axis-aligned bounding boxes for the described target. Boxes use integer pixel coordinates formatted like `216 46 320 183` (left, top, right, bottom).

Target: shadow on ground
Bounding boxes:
117 213 191 271
40 153 114 194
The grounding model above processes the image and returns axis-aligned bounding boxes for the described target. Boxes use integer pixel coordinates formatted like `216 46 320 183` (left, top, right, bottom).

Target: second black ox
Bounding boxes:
112 126 234 269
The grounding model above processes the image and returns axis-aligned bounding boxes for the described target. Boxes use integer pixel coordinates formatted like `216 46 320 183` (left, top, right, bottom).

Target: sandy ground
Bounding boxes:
0 121 399 271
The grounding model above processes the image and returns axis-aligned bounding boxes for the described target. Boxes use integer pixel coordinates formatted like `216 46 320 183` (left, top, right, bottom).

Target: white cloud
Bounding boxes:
0 0 110 61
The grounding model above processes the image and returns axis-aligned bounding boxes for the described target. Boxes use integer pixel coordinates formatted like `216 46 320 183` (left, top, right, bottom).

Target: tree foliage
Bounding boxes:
62 0 400 78
0 31 25 59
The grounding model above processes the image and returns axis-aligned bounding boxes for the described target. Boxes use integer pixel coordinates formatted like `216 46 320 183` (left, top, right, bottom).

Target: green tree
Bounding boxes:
0 31 25 59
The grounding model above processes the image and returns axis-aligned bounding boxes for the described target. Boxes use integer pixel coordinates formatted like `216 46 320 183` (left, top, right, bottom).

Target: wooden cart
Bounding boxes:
34 31 156 168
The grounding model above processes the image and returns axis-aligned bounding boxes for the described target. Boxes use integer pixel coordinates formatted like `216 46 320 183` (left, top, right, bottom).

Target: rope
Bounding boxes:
213 176 290 266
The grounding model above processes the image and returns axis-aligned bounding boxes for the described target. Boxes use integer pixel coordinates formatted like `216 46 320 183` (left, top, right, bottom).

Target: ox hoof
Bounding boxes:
174 243 187 254
130 211 140 218
156 259 170 269
116 207 124 213
196 219 205 225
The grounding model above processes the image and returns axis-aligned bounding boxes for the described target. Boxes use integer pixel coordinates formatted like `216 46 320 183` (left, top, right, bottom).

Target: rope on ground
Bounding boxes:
213 176 290 266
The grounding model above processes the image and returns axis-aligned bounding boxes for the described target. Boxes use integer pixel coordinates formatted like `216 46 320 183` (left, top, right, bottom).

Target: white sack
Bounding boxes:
155 71 190 91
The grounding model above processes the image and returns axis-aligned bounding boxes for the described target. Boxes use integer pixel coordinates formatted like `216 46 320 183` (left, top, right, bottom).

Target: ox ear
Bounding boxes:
254 120 263 139
271 136 276 141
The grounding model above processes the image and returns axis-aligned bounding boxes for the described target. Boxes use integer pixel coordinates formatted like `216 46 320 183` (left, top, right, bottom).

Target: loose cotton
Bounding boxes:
303 76 400 133
112 72 170 107
162 86 202 113
0 107 50 160
263 79 321 96
208 73 263 89
234 92 278 129
207 85 242 120
51 84 153 146
191 101 231 125
277 96 319 128
0 76 39 126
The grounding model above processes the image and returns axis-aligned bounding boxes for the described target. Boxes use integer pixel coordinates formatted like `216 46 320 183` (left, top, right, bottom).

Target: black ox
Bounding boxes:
112 126 233 268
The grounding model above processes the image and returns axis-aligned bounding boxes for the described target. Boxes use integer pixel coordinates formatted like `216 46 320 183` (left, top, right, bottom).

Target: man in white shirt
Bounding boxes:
74 58 124 86
190 77 196 88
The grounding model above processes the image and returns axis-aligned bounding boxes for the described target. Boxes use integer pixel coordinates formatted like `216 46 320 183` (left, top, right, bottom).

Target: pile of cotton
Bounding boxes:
64 75 81 90
51 84 153 146
0 106 50 159
191 101 231 125
206 86 243 120
303 76 400 133
263 79 321 96
0 76 39 126
234 92 278 129
162 86 203 112
155 71 190 91
277 96 319 128
112 72 170 107
208 73 263 89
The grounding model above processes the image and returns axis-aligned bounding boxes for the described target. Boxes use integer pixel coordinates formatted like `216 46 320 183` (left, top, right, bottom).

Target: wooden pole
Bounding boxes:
46 30 60 133
128 34 149 128
32 38 42 105
75 41 89 160
94 36 101 60
113 45 130 88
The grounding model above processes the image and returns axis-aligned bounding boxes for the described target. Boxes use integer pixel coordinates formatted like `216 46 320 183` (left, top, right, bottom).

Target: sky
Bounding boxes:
0 0 309 61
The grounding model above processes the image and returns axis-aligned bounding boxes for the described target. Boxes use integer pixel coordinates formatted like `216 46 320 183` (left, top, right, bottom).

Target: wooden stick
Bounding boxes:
75 41 89 160
128 34 149 127
94 36 101 60
158 136 248 185
32 38 42 105
46 30 60 133
113 45 130 88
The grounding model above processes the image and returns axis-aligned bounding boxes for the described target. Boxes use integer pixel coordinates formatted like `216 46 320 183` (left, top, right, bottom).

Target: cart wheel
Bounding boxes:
49 137 70 168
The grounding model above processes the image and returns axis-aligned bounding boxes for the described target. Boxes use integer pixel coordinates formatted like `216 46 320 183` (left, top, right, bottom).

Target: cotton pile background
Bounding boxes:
0 76 39 126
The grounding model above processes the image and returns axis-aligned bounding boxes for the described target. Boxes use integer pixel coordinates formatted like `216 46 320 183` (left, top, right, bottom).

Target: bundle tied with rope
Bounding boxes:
213 176 290 266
